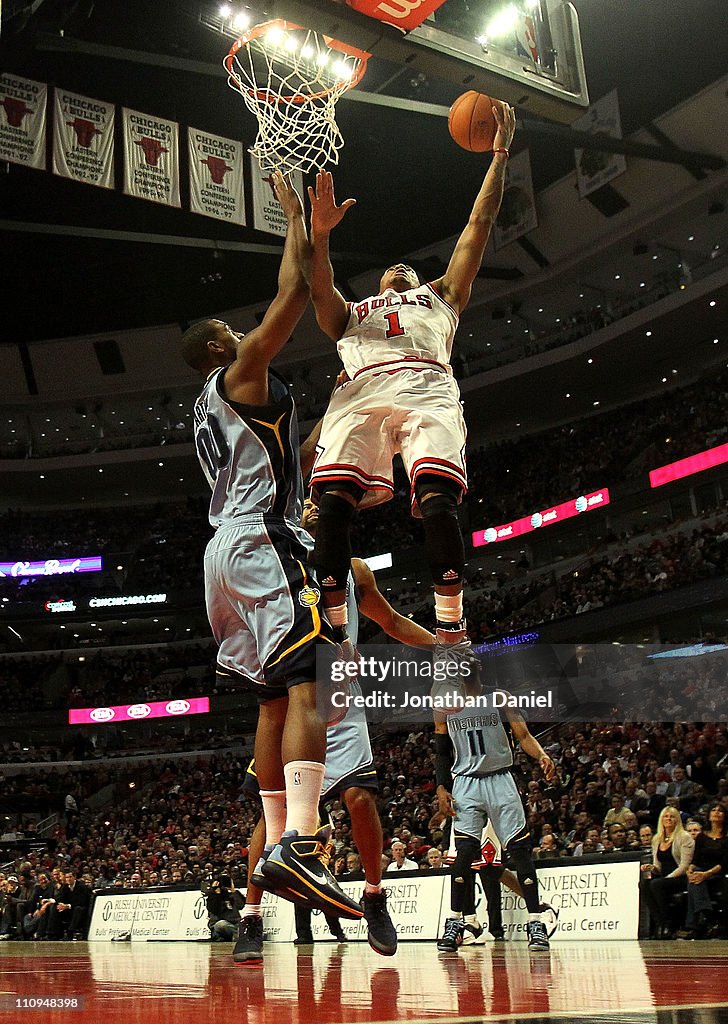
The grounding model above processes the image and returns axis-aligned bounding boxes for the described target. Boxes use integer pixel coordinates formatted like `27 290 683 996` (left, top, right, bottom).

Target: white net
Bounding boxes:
225 21 367 175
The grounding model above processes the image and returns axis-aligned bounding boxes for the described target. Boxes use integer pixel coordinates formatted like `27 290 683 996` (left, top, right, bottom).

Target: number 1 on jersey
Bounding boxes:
384 310 405 339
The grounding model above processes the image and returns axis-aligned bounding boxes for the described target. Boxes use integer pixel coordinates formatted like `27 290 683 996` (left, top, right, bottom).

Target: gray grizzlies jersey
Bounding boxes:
194 366 303 529
447 707 514 778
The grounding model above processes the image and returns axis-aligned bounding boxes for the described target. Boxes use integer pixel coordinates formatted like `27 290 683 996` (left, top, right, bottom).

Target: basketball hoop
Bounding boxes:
224 19 369 174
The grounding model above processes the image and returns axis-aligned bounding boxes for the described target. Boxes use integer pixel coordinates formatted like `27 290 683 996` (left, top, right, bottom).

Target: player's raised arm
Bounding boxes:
227 172 309 396
433 719 455 819
432 103 516 316
307 169 356 342
504 705 555 780
351 557 435 648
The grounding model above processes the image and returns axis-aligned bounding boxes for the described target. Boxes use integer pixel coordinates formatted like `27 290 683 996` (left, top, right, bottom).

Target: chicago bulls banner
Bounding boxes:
122 107 180 207
345 0 448 32
250 160 304 237
492 148 537 252
0 74 47 169
573 89 626 199
52 88 114 189
188 127 246 226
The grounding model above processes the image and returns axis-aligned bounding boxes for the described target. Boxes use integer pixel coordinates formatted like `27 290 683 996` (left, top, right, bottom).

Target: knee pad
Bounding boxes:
415 482 465 588
312 492 356 592
505 836 540 912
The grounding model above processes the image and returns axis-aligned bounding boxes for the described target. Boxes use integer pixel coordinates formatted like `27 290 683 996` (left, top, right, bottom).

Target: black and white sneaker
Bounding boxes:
437 917 465 952
262 828 363 920
539 901 559 938
461 918 484 945
526 919 550 951
361 889 397 956
232 916 264 966
251 847 309 906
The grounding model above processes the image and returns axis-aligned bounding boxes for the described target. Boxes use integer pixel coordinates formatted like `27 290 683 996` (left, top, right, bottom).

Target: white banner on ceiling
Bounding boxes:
0 74 47 169
122 106 180 208
188 127 246 225
52 88 115 189
492 148 537 251
250 159 304 236
573 89 627 199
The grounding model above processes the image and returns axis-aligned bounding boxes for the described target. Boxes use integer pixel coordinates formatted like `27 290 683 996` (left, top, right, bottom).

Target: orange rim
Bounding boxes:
224 18 370 105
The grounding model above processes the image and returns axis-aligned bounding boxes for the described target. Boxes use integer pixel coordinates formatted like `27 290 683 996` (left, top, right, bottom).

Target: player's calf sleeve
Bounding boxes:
506 843 540 914
312 492 356 595
451 836 480 914
417 491 465 589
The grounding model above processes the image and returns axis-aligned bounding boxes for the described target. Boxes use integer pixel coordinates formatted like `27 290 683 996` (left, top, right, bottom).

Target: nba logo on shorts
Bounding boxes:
293 770 301 785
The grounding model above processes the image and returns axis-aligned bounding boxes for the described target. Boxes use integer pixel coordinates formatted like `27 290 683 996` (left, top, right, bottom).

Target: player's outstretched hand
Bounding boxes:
308 169 356 236
272 169 304 221
492 101 516 152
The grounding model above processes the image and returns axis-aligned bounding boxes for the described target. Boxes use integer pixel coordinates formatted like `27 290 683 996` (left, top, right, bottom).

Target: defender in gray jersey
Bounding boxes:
180 172 361 928
236 496 435 962
434 674 555 952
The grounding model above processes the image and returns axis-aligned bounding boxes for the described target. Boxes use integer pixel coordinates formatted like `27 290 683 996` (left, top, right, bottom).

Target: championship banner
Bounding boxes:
188 127 246 226
346 0 448 32
573 89 627 199
0 74 47 169
52 88 114 189
250 161 304 236
492 148 537 251
122 107 180 208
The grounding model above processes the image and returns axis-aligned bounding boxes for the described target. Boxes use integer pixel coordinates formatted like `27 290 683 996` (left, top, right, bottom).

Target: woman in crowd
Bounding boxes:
640 806 694 938
679 802 728 939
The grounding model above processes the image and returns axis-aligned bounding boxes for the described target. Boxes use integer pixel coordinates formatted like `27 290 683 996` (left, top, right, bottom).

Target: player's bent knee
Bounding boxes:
414 476 461 514
343 786 377 816
316 480 365 505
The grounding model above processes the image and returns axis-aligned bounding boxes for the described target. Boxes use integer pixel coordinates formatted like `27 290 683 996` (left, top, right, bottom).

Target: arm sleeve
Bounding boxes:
434 732 453 790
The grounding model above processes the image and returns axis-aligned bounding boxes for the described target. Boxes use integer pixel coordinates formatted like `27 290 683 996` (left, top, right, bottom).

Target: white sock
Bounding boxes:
528 912 541 922
284 761 325 835
434 591 463 623
465 914 479 925
260 790 286 847
447 911 463 920
326 603 348 628
242 904 262 919
364 881 382 895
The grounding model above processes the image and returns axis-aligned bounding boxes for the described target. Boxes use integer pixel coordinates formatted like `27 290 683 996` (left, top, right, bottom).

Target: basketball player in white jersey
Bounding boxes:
235 496 435 963
180 171 360 922
306 101 515 666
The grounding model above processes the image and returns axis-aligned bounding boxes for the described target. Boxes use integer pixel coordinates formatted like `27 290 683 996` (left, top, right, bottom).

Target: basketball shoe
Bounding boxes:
262 826 363 919
250 847 309 906
539 901 559 938
360 889 398 956
460 916 484 945
232 916 264 966
437 916 465 952
526 919 550 950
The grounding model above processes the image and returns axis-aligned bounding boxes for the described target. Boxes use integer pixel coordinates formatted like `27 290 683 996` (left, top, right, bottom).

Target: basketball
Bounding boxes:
448 91 498 152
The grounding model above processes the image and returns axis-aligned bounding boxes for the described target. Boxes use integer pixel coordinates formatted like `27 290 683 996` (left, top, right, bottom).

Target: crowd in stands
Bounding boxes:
2 714 727 940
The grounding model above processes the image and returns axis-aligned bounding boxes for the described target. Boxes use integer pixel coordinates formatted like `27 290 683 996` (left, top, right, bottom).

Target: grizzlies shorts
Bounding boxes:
205 514 334 701
452 769 526 849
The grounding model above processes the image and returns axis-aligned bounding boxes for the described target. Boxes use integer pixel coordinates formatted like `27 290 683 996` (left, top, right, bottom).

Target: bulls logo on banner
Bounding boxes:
0 74 47 169
492 148 538 251
250 160 304 237
53 88 115 189
122 107 181 208
188 128 246 226
573 89 627 199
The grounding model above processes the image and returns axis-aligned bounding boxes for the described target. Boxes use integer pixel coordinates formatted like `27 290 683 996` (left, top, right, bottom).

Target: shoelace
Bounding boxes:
444 918 462 940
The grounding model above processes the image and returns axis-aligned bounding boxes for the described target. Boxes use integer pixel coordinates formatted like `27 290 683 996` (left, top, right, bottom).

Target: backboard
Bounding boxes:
265 0 589 123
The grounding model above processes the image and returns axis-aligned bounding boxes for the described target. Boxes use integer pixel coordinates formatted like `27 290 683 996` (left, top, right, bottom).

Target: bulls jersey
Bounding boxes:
447 707 514 778
193 366 303 529
338 283 458 379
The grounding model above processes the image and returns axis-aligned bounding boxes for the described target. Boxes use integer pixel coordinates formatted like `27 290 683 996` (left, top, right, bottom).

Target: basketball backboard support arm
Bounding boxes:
265 0 590 124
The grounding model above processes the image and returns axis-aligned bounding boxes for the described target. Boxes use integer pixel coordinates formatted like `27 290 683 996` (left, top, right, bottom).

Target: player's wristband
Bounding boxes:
492 147 509 157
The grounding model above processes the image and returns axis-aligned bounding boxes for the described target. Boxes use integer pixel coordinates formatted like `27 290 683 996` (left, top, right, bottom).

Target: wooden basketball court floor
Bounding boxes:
1 940 728 1023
